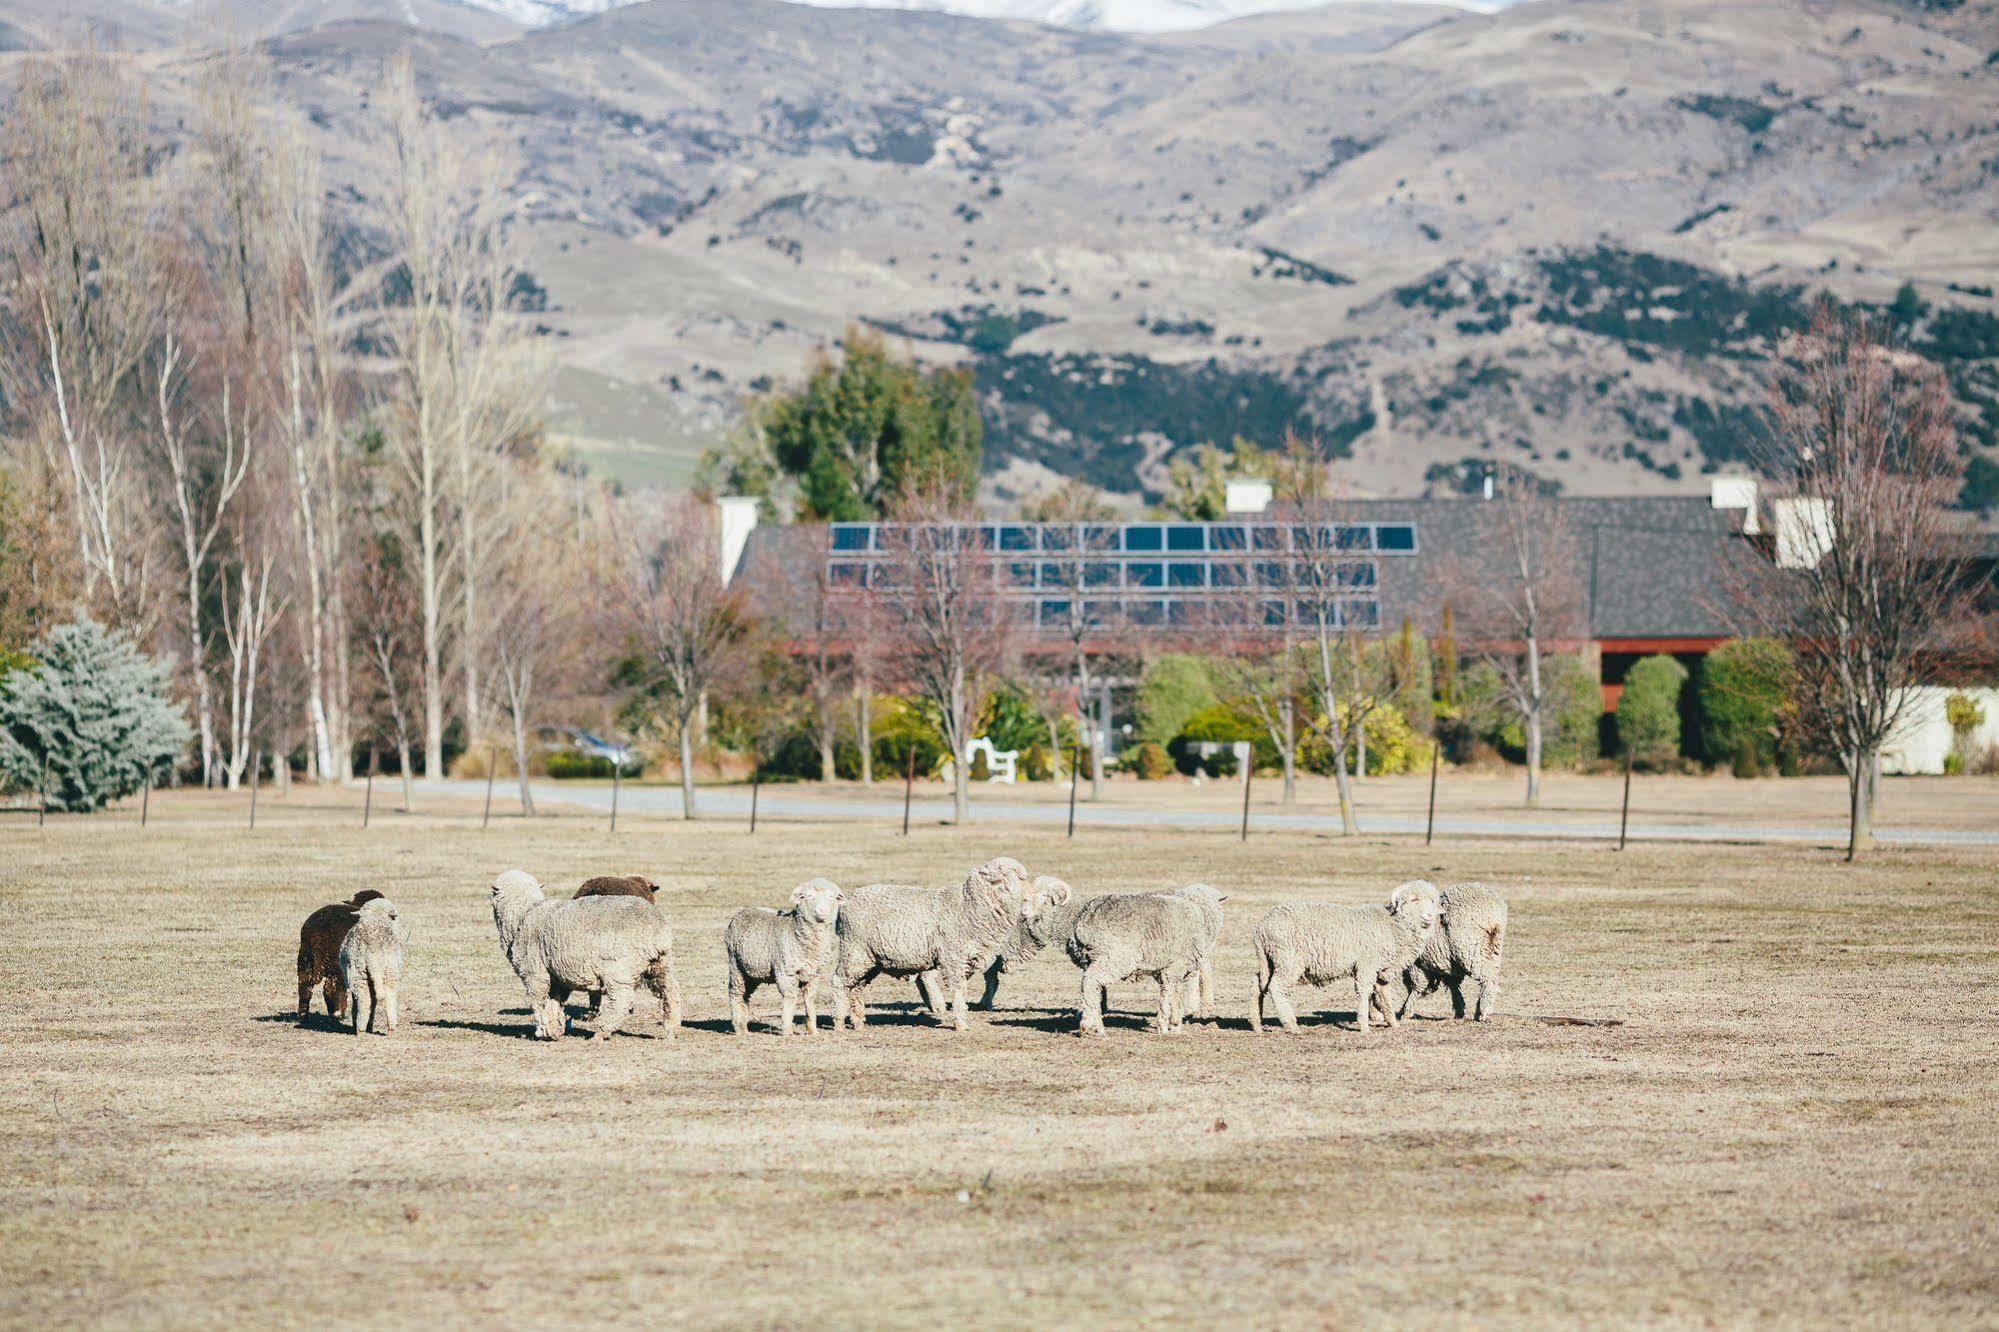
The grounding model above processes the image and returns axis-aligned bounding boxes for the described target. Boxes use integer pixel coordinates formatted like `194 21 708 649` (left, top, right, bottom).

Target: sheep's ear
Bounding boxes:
791 882 812 904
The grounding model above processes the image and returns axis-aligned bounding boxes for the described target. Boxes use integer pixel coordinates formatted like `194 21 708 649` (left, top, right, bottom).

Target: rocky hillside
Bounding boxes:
7 0 1997 507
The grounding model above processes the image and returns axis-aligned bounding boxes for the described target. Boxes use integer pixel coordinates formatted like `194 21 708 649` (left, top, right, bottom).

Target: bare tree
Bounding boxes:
1212 636 1307 804
373 56 540 778
486 472 584 816
795 542 852 782
1440 475 1587 808
1744 307 1982 859
0 56 169 627
608 494 751 819
872 480 1017 823
353 530 422 812
1035 522 1125 800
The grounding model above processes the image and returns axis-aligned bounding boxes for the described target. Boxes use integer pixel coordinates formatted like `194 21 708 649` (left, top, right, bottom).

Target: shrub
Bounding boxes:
546 749 641 780
1456 655 1600 767
1135 654 1216 746
1300 703 1433 776
1176 702 1271 775
1617 654 1689 765
871 698 945 776
977 684 1046 755
1697 638 1796 769
1731 736 1762 779
1945 693 1987 771
0 617 190 812
1021 742 1058 781
1130 740 1173 781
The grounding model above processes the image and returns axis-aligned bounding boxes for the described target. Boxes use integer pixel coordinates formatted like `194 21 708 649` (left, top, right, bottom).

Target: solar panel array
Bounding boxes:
824 521 1419 633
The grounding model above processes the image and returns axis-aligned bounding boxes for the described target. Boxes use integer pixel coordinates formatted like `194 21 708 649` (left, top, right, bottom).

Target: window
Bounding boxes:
1006 561 1037 589
1041 525 1074 551
1039 561 1068 587
1346 599 1381 628
1082 524 1118 551
830 524 872 552
1126 561 1163 588
1211 561 1248 588
1083 561 1119 587
1165 524 1205 552
828 561 868 587
1038 599 1071 626
1377 523 1416 552
1210 525 1247 551
1252 525 1286 551
1337 561 1377 589
1167 561 1204 589
1262 599 1288 627
1256 561 1288 588
1336 525 1373 550
1128 599 1165 627
1123 524 1163 552
1168 599 1201 627
999 524 1035 551
1083 599 1118 624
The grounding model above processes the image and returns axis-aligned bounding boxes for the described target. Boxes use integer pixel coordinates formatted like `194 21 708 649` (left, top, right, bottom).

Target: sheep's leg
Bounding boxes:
1268 969 1300 1033
1353 970 1372 1034
1447 977 1468 1020
840 968 876 1030
944 965 970 1032
914 970 946 1017
523 973 558 1040
974 956 1004 1011
324 975 347 1018
1374 975 1398 1030
728 970 751 1036
351 976 372 1036
592 984 637 1041
383 984 400 1035
651 955 682 1038
803 978 820 1036
1470 976 1495 1021
1078 965 1111 1036
777 976 801 1038
1151 974 1176 1034
297 971 315 1018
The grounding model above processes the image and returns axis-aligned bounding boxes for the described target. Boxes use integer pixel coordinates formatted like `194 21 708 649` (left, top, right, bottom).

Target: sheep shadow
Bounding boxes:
415 1015 676 1041
256 1010 351 1034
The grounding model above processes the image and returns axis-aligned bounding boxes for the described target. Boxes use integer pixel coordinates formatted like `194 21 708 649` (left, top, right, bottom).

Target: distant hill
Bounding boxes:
6 0 1995 509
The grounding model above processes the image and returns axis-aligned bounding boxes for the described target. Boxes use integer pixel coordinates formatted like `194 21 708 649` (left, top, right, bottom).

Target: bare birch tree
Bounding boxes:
486 472 584 817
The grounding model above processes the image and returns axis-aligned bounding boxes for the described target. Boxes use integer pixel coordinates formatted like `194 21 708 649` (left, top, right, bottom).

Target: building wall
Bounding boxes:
1880 686 1999 775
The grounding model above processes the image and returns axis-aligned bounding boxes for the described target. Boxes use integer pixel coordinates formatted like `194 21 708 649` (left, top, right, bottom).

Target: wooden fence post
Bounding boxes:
363 747 376 829
1067 744 1079 840
1240 745 1252 843
1617 746 1634 852
901 747 914 836
610 755 621 834
1425 737 1440 847
140 766 151 828
249 750 261 829
749 762 762 834
37 750 48 828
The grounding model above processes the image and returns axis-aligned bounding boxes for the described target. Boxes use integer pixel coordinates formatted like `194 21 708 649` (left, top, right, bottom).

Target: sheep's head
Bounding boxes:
1021 874 1073 922
490 869 546 947
356 897 398 924
966 856 1030 905
1388 879 1441 936
1180 882 1228 908
348 889 387 909
790 877 843 925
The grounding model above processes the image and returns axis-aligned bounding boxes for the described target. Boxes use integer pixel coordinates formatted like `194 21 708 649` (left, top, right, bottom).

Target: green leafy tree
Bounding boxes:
1617 654 1688 764
752 328 981 520
1697 638 1797 771
1157 438 1271 521
1135 654 1217 746
0 618 191 812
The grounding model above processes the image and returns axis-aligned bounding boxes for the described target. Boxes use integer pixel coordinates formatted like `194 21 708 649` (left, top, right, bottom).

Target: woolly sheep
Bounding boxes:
1375 881 1508 1022
1063 883 1228 1036
972 894 1090 1010
575 874 660 904
489 869 683 1041
724 878 845 1036
833 858 1058 1031
296 889 386 1020
1249 880 1440 1036
568 875 663 1017
338 897 405 1036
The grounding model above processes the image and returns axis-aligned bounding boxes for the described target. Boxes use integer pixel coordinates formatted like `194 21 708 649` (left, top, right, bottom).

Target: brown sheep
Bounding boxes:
296 889 387 1020
574 874 659 904
567 875 661 1017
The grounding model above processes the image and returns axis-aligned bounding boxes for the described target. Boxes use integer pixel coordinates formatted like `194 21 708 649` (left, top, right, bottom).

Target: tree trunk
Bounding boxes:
679 721 698 820
1280 700 1297 804
420 480 444 780
511 699 535 817
1331 741 1359 835
397 735 414 813
816 695 836 781
1523 637 1544 809
1847 747 1876 860
856 689 873 785
950 663 970 824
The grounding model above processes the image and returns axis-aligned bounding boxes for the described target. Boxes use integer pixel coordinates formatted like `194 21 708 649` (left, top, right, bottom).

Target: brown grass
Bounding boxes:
2 791 1996 1327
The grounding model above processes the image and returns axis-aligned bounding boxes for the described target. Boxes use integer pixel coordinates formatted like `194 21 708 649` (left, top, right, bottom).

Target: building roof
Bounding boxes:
730 495 1773 646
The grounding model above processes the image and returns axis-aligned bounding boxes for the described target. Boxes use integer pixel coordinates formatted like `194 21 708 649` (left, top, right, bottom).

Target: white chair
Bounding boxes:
964 737 1019 784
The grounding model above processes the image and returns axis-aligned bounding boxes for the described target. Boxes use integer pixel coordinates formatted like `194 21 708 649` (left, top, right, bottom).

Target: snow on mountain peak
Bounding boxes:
461 0 1492 35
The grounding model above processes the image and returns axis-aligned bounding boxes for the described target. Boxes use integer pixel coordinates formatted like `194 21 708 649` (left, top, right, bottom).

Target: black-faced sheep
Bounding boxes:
724 878 844 1036
1249 880 1439 1035
489 869 683 1041
339 897 405 1036
574 874 660 904
1375 881 1508 1022
296 889 387 1020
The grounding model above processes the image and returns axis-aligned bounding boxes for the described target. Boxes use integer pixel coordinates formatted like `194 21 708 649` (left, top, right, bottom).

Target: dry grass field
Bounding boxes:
3 790 1997 1328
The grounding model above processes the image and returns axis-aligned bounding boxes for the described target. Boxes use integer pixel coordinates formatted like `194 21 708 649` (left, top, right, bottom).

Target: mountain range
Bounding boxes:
3 0 1996 510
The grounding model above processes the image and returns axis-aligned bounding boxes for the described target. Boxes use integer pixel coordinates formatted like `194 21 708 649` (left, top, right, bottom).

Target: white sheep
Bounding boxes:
834 858 1062 1031
1375 881 1509 1022
489 869 683 1041
339 897 404 1036
724 878 845 1036
1249 880 1439 1035
1063 883 1228 1036
972 894 1090 1010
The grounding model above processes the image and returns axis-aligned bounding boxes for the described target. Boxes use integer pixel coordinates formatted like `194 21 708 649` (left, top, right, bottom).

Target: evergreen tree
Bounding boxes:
0 618 192 812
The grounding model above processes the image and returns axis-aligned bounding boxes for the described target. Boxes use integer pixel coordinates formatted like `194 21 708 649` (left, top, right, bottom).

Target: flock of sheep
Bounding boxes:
294 857 1508 1039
